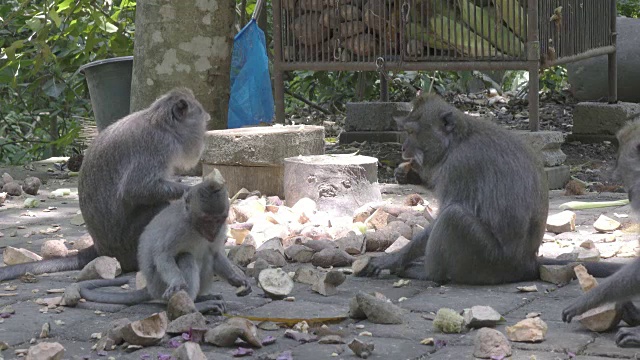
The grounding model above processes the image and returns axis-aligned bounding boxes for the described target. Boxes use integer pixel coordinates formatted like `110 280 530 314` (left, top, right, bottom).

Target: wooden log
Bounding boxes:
284 155 381 217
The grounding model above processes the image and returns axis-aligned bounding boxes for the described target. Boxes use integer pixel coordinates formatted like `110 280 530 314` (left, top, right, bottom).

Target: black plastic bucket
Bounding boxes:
79 56 133 131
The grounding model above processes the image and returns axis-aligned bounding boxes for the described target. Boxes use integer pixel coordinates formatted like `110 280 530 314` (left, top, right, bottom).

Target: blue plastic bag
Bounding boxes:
228 18 274 128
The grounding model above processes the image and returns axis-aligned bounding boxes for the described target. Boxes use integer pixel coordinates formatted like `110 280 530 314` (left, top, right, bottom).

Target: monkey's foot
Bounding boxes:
163 281 188 300
195 300 226 315
396 260 431 281
195 294 223 302
616 326 640 347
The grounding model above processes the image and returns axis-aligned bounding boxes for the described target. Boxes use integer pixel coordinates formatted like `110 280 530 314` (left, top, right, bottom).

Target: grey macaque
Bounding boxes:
356 93 623 284
78 169 251 313
563 119 640 347
0 88 208 281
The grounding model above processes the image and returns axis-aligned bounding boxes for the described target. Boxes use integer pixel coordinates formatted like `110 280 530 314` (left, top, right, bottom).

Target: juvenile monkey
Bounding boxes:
562 119 640 347
77 169 251 313
0 88 208 281
356 93 623 284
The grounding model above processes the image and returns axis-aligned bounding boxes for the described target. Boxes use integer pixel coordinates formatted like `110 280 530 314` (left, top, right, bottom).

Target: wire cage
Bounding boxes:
272 0 618 131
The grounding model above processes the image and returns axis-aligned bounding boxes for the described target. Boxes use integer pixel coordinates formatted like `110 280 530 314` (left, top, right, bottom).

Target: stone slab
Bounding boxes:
201 125 325 166
567 17 640 103
338 131 407 144
345 102 412 132
572 101 640 141
545 165 570 190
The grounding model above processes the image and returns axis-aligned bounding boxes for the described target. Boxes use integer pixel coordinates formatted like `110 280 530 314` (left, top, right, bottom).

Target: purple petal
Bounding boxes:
157 353 172 360
434 339 447 350
140 354 151 360
276 350 293 360
232 347 254 357
167 339 182 348
262 335 277 346
490 356 505 360
567 351 576 358
0 313 11 319
97 350 108 356
181 332 191 341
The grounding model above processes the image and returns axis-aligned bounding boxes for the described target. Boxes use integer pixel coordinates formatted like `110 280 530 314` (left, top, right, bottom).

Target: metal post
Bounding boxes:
608 0 618 104
380 73 389 102
527 0 540 131
272 0 285 123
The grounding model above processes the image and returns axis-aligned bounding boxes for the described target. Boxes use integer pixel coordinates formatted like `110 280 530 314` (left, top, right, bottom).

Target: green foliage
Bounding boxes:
618 0 640 17
539 66 568 97
0 0 136 165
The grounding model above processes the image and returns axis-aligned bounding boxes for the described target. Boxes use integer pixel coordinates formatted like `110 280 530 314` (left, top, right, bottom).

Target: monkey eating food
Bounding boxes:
356 93 623 285
562 118 640 347
77 169 251 313
0 88 208 281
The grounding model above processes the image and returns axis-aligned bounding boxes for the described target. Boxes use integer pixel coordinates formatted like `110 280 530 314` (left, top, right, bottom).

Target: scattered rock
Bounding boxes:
299 225 332 240
318 334 344 344
354 292 405 324
246 258 270 280
233 198 266 223
311 248 354 268
228 244 256 267
311 270 346 296
256 237 285 256
69 213 85 226
2 182 22 196
39 322 50 338
385 221 413 240
433 308 464 333
258 321 279 331
167 312 207 334
574 264 598 292
365 208 390 230
284 244 315 263
0 192 6 204
575 303 620 332
25 341 64 360
348 338 374 359
229 227 250 245
404 193 424 206
351 257 370 275
334 232 366 255
284 329 317 343
384 236 411 253
120 312 168 346
205 317 262 348
76 256 122 281
23 177 42 196
473 328 512 359
2 173 14 184
23 197 39 208
577 240 601 262
258 268 294 299
256 249 287 267
505 317 548 343
516 285 538 292
546 210 576 234
70 234 93 250
172 342 207 360
60 283 81 307
40 240 69 260
539 264 575 285
291 197 317 217
593 214 621 232
3 246 43 265
462 306 504 328
167 290 197 321
300 239 335 252
293 267 322 285
542 233 555 242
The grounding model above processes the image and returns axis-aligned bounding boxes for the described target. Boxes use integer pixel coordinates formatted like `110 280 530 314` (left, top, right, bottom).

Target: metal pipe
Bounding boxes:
279 60 533 72
272 0 285 123
380 73 389 102
543 46 616 67
527 0 540 132
608 0 618 103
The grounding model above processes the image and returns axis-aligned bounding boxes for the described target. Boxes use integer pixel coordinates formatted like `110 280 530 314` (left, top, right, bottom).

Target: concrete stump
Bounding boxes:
569 102 640 144
201 125 325 197
340 102 411 144
284 155 381 217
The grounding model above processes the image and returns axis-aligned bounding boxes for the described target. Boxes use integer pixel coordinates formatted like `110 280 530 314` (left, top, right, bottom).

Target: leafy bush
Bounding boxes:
619 0 640 17
0 0 135 165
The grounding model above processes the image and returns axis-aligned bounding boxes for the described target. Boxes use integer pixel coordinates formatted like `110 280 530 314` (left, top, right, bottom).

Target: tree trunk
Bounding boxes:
130 0 235 130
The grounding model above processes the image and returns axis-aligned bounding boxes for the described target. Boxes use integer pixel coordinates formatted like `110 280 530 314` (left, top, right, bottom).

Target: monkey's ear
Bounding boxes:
172 99 189 121
440 111 455 134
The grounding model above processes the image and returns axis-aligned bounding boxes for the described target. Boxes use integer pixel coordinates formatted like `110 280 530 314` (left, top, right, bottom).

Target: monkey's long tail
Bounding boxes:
0 246 98 281
78 276 151 305
538 256 628 278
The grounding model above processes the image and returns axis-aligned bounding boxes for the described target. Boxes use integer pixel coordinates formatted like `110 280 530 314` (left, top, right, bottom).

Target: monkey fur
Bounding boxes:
562 118 640 347
0 88 208 281
77 169 251 313
356 93 623 284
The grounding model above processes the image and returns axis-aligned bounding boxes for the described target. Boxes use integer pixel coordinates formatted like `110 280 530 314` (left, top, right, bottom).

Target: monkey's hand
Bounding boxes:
355 255 396 278
394 162 422 185
229 275 252 297
616 327 640 347
163 280 188 300
562 300 587 323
